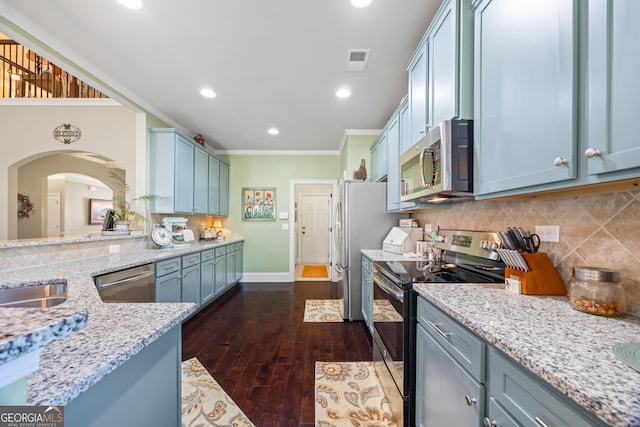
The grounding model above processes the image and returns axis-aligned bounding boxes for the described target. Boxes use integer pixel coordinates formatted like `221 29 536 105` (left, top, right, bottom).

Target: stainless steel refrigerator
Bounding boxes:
333 180 403 321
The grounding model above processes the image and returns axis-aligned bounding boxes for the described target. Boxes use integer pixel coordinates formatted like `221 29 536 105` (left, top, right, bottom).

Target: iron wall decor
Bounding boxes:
242 187 276 220
53 123 82 144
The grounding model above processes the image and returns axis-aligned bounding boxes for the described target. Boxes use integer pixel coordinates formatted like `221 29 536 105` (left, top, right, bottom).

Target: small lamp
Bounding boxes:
213 220 223 238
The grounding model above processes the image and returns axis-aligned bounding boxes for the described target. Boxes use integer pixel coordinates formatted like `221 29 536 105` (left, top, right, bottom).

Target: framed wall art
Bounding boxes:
89 198 113 225
242 188 276 220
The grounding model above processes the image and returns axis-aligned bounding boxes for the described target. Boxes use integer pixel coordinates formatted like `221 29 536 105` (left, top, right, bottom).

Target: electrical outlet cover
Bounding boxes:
535 226 560 243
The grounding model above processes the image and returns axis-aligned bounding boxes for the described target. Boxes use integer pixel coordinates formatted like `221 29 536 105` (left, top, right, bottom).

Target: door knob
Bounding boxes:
553 157 568 166
584 147 601 158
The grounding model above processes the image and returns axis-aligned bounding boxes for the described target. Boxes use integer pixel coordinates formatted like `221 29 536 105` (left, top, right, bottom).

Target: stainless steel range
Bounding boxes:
370 229 506 427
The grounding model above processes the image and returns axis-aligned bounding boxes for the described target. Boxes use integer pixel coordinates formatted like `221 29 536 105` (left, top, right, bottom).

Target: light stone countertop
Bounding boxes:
0 237 243 405
413 282 640 427
361 249 423 262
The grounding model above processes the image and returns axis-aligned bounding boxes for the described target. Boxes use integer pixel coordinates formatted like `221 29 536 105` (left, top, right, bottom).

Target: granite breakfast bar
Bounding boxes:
0 234 243 425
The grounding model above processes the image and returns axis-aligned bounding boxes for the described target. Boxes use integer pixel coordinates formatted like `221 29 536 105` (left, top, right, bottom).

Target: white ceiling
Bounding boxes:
0 0 443 153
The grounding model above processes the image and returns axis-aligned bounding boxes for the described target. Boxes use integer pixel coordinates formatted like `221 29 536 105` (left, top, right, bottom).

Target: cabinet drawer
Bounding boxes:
417 297 485 381
215 247 226 258
487 347 604 427
155 257 181 277
234 242 243 251
182 253 201 268
362 257 372 273
201 249 215 262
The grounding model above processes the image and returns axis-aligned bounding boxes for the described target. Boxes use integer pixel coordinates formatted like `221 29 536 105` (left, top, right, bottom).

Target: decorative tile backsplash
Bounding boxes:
412 190 640 316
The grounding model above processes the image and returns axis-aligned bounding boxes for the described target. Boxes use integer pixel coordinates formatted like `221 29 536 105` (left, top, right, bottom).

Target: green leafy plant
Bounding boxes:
107 171 156 223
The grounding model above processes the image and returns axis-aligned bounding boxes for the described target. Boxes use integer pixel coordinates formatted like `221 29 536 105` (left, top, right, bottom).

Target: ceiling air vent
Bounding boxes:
345 49 371 72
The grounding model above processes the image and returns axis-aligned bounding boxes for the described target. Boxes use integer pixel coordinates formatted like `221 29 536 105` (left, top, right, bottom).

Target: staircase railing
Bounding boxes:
0 39 108 99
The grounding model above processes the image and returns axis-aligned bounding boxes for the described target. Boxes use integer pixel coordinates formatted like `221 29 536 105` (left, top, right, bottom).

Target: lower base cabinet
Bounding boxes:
361 256 373 333
65 325 181 427
416 297 607 427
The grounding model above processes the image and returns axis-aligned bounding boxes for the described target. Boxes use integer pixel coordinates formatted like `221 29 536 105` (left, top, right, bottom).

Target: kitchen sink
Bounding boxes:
0 282 67 308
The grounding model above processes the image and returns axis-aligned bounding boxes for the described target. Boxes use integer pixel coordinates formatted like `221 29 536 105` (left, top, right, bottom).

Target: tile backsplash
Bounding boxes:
412 190 640 316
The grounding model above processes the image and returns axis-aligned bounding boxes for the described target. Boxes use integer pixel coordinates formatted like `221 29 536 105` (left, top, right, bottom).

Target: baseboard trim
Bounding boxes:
240 272 291 282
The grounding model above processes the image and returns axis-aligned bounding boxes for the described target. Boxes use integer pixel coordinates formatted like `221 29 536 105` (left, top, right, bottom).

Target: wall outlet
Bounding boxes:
108 244 120 253
535 226 560 243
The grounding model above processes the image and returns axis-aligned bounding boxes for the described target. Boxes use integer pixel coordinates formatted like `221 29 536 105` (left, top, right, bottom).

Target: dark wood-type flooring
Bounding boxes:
182 281 373 427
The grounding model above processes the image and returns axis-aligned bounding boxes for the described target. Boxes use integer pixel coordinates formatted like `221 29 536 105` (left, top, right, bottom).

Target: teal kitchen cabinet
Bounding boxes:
416 296 608 427
207 155 220 215
386 110 401 211
473 0 578 196
234 242 243 282
200 249 215 305
486 347 606 427
218 162 229 216
150 128 229 215
407 0 473 147
360 255 373 333
416 323 484 427
193 147 209 215
155 257 182 302
225 244 235 290
370 133 388 182
214 246 227 296
586 0 640 179
181 252 201 304
65 325 181 427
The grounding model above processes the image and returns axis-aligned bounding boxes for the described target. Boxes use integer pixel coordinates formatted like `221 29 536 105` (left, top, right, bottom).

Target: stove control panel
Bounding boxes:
435 229 501 260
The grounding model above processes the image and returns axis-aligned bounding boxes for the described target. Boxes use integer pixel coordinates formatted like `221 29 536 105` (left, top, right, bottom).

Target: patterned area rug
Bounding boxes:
302 265 329 278
372 300 403 322
315 361 398 427
304 299 344 322
181 357 255 427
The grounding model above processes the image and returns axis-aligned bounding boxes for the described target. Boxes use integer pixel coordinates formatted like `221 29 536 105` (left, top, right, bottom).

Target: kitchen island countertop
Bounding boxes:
0 237 243 405
414 282 640 427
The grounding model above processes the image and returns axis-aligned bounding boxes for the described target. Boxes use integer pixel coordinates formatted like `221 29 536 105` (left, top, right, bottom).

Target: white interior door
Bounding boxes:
300 194 330 264
47 193 61 237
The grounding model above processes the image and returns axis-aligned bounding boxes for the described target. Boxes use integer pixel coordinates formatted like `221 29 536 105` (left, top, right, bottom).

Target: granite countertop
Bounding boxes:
0 237 243 405
413 283 640 427
361 249 424 262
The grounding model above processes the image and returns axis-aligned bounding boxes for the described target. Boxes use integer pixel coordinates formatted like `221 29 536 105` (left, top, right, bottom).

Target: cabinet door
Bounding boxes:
193 147 209 214
409 39 430 145
400 96 413 155
376 133 388 181
226 248 235 286
218 162 229 216
360 257 373 333
181 264 200 304
416 323 484 427
214 255 226 295
474 0 578 195
430 0 456 127
208 156 220 215
155 271 181 302
484 397 520 427
370 142 379 182
386 114 401 211
174 136 195 213
200 259 215 305
234 247 243 282
586 0 640 176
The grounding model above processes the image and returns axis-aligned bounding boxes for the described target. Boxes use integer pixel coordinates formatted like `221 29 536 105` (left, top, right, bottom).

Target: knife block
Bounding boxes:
505 252 566 295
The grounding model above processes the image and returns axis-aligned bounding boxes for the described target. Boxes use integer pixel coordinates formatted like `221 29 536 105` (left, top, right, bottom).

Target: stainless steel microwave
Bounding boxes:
399 119 474 203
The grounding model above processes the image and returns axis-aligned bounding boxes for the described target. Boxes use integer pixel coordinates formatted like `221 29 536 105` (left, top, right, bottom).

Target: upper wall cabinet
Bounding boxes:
407 0 473 148
473 0 578 196
149 128 229 216
586 0 640 178
370 133 388 182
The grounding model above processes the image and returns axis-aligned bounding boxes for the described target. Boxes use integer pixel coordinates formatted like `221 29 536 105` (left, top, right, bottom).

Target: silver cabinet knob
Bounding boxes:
554 157 568 166
483 417 498 427
464 395 478 406
584 147 601 158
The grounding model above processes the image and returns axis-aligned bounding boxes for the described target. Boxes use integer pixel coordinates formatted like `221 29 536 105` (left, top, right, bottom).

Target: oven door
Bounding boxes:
371 270 405 425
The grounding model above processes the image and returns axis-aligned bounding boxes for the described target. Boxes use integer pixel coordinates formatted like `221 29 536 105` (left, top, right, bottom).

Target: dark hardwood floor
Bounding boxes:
181 281 373 427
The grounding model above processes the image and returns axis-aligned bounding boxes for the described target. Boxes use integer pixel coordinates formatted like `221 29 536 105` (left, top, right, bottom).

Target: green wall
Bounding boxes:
340 134 379 182
227 154 341 273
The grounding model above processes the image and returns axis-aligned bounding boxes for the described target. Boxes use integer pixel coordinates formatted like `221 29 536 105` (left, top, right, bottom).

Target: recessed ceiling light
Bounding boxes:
118 0 144 10
200 88 216 98
268 128 280 135
336 88 351 98
351 0 373 8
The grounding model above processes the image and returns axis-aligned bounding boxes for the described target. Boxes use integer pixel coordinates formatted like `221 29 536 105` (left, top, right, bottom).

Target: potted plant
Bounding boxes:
106 172 156 233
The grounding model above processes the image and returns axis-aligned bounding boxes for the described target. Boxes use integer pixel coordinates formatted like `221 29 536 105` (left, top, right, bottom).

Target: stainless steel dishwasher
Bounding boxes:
94 263 155 303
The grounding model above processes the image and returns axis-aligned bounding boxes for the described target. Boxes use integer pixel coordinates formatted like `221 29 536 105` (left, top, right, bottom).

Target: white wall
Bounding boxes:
1 101 146 239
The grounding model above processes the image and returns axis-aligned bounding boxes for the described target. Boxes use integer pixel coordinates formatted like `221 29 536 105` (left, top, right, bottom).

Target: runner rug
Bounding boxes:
181 357 255 427
304 299 344 322
315 361 398 427
301 264 329 278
